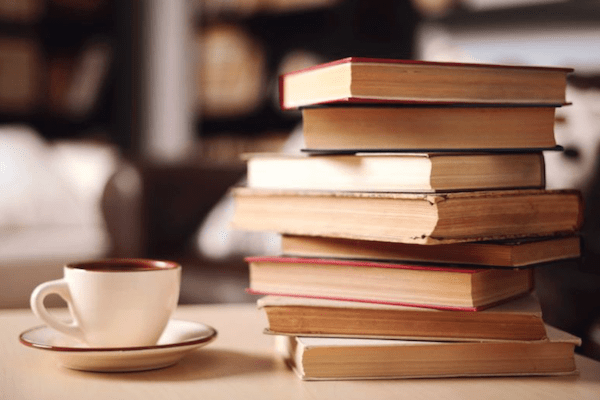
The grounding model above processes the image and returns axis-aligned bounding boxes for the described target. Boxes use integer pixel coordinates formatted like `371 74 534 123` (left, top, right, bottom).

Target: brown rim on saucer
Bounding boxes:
19 321 217 352
66 258 181 272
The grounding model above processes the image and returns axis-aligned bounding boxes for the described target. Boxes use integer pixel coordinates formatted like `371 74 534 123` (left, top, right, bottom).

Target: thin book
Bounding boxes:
280 235 581 267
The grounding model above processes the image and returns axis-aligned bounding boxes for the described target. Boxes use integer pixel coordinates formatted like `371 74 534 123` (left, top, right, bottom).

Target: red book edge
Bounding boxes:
245 256 485 274
245 289 533 312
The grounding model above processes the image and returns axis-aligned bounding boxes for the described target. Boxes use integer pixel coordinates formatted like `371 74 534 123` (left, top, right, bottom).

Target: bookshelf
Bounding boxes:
0 0 116 144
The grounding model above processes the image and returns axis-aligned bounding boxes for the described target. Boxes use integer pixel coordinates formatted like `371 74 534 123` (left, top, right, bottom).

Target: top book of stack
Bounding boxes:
279 57 573 110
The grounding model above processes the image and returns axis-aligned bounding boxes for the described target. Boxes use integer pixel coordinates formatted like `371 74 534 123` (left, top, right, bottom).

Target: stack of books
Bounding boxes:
232 58 584 380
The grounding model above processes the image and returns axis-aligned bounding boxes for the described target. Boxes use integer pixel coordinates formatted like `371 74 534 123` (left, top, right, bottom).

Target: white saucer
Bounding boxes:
19 319 217 372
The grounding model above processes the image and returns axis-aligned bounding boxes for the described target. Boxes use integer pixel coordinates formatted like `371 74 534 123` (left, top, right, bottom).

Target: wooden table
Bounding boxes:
2 303 600 399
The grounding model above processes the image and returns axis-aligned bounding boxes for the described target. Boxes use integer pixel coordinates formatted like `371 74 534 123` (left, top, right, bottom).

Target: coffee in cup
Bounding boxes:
30 259 181 348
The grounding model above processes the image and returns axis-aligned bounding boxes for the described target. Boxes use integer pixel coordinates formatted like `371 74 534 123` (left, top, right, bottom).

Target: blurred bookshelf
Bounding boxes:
0 0 420 161
0 0 115 142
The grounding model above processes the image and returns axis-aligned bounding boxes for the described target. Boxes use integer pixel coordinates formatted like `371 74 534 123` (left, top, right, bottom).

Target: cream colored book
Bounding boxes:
276 325 581 380
258 293 547 341
245 152 545 192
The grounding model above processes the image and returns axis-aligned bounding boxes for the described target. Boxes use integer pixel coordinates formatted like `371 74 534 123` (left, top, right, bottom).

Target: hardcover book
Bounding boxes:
231 188 583 245
276 325 580 380
280 235 581 267
279 57 572 109
300 106 558 151
258 293 547 341
245 152 546 192
246 256 534 311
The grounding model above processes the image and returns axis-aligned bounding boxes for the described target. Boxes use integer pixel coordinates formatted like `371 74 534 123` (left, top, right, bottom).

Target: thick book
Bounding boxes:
246 256 534 311
279 57 572 110
281 235 581 267
245 152 545 192
301 106 558 152
258 293 547 341
276 325 580 380
231 188 583 245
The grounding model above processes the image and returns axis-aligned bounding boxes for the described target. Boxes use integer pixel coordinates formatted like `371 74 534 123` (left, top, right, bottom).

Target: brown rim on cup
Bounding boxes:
67 259 181 272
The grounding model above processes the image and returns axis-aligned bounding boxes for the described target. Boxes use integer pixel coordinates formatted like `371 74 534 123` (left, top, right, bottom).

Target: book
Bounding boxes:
300 106 558 151
276 325 580 380
245 152 546 192
279 57 572 110
280 235 581 267
258 293 547 341
246 256 534 311
231 188 583 245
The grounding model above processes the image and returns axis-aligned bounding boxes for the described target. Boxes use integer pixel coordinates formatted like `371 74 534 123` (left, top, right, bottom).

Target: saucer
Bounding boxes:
19 319 217 372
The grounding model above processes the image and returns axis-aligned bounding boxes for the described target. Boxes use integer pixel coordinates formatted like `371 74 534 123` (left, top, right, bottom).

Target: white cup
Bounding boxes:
30 259 181 348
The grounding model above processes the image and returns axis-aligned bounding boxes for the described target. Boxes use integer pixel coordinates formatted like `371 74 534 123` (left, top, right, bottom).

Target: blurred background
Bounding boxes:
1 0 600 360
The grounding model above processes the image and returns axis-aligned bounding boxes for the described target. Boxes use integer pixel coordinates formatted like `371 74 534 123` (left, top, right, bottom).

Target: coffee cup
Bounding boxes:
30 259 181 348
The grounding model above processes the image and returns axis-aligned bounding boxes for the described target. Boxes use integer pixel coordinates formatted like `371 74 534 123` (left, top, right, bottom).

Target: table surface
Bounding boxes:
2 303 600 400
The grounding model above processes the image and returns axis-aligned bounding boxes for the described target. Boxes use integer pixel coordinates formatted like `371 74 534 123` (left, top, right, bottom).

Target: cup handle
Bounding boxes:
30 279 86 343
